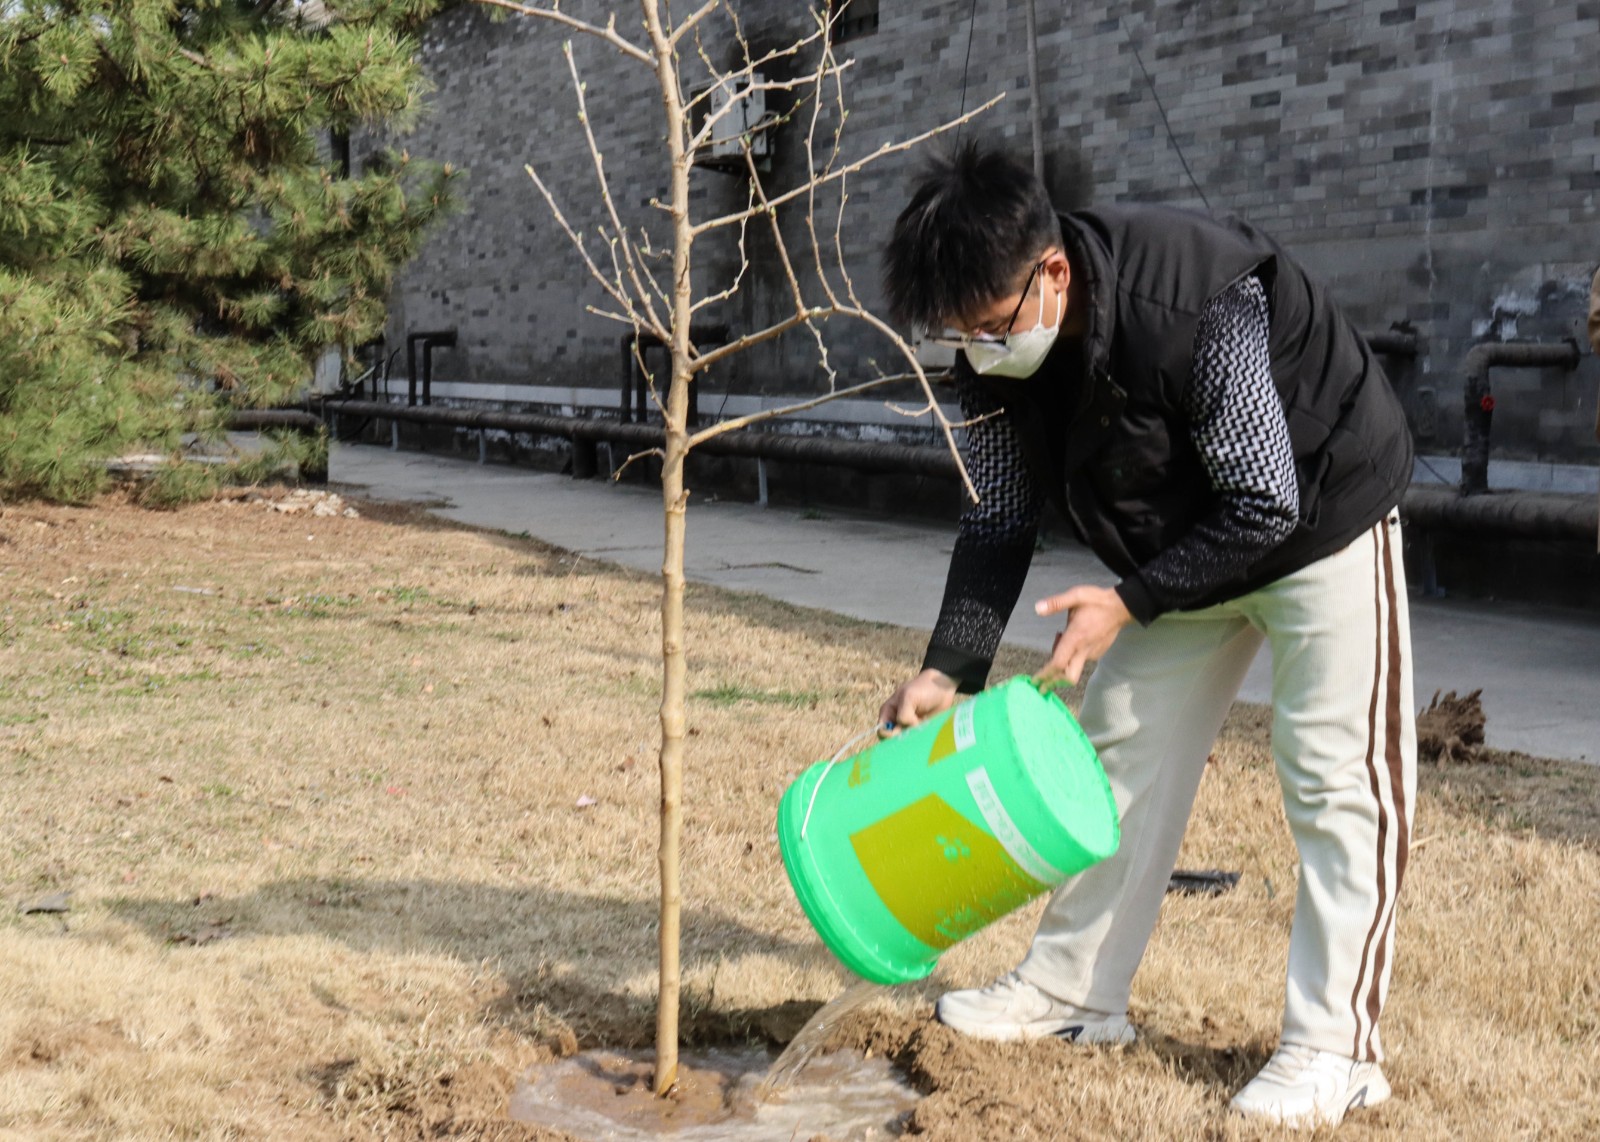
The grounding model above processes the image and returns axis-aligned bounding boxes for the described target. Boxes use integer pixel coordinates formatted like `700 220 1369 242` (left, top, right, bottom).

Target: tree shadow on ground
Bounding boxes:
104 878 835 1050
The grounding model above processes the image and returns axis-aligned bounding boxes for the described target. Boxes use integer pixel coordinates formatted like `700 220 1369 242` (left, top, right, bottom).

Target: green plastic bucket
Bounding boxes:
777 675 1120 985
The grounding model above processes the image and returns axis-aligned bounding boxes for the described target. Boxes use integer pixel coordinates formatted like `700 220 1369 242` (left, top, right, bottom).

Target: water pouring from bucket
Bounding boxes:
777 675 1120 986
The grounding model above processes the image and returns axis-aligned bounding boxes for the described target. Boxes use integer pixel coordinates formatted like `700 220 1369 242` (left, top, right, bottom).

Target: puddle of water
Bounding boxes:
756 979 894 1097
510 1043 917 1141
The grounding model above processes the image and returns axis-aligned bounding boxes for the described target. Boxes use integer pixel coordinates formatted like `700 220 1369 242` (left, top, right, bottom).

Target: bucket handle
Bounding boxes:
798 726 881 840
1028 672 1069 706
801 677 1063 839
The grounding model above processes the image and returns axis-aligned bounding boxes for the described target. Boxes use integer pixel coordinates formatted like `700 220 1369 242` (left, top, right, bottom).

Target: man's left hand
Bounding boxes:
1033 585 1134 686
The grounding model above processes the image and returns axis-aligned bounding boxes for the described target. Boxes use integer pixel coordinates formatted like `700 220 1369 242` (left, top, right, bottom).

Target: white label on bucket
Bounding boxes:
954 703 977 753
966 768 1066 886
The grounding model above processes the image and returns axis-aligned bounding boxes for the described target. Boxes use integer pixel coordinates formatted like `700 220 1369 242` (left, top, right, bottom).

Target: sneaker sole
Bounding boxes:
1231 1067 1392 1128
935 1004 1136 1046
1342 1070 1393 1118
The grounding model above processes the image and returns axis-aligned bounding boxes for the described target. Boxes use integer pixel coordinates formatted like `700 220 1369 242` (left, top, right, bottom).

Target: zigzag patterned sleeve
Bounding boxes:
923 374 1043 692
1116 274 1300 624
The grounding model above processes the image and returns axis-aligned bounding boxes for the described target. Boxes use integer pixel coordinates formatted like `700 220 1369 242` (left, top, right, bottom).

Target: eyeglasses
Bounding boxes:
928 260 1045 351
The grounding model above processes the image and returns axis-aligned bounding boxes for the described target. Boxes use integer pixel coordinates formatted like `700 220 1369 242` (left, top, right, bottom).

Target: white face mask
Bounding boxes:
963 278 1063 379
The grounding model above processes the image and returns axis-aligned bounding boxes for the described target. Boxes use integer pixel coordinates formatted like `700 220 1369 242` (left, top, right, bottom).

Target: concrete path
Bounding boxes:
332 443 1600 765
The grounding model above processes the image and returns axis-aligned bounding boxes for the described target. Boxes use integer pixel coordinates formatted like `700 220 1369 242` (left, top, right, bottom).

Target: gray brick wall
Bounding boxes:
368 0 1600 463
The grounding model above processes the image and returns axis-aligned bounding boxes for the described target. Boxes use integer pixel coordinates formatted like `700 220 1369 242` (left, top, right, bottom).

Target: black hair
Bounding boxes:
881 141 1059 331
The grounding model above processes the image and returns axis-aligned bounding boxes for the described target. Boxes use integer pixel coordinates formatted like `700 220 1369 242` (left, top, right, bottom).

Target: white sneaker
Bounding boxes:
935 971 1135 1044
1230 1043 1391 1128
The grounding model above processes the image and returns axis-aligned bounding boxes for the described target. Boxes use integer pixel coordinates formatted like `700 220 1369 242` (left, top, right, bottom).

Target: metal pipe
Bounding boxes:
224 409 328 482
1460 340 1580 495
1403 485 1596 546
1364 330 1419 358
405 330 457 406
225 409 324 433
321 398 961 476
571 437 598 480
619 326 723 426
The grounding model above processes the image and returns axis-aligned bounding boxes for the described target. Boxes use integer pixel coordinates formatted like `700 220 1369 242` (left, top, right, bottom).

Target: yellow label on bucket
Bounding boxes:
849 793 1046 950
926 718 959 766
927 704 976 766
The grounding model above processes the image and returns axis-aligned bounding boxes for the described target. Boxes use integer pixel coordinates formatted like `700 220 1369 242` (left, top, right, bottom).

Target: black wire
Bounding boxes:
1416 454 1453 486
954 0 981 143
1119 16 1210 211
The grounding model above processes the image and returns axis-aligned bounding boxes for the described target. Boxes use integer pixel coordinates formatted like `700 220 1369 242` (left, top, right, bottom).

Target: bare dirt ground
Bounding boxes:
0 489 1596 1141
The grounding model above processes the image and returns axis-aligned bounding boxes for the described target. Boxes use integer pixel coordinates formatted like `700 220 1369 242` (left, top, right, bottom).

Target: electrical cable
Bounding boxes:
1118 15 1210 210
954 0 981 143
1415 454 1454 486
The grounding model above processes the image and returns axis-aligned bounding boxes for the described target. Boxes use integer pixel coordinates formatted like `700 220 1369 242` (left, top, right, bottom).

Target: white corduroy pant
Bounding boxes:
1018 512 1416 1062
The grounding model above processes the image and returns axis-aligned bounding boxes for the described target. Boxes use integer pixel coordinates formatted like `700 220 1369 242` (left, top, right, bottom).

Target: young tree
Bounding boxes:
0 0 458 502
472 0 995 1093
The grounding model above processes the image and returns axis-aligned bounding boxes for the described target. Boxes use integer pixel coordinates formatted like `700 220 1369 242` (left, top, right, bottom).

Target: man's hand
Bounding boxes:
878 669 959 736
1033 585 1133 687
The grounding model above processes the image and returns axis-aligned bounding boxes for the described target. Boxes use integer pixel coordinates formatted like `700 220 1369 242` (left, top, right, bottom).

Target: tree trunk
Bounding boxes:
655 436 687 1094
641 0 694 1097
485 0 984 1100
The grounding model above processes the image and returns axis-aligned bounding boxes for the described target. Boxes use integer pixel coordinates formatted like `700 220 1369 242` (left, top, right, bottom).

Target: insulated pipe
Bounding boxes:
223 409 328 483
1460 340 1580 495
320 398 961 477
316 397 1597 545
1403 485 1596 546
225 409 324 433
1364 330 1419 358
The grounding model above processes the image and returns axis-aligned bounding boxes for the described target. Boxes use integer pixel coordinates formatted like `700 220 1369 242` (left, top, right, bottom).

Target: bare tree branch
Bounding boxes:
846 311 979 503
472 0 653 64
687 373 923 448
691 94 1004 237
882 399 997 433
800 20 849 311
667 0 722 48
629 334 672 422
614 225 673 321
613 446 667 479
523 164 663 340
683 0 826 109
739 145 839 385
690 307 821 373
686 66 848 155
176 47 216 71
690 184 754 315
584 303 646 326
564 43 670 336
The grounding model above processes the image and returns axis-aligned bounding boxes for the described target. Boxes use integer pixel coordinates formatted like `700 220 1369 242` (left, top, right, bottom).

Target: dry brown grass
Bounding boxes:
0 490 1596 1141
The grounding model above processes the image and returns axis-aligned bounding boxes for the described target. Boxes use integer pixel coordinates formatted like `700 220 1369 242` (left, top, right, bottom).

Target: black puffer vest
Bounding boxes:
977 204 1413 620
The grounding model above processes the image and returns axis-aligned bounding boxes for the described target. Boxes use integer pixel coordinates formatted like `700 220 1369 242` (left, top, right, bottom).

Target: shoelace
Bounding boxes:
983 971 1033 999
1258 1043 1325 1082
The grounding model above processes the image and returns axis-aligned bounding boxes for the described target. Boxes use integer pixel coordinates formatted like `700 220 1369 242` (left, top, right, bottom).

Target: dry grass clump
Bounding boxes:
0 490 1596 1140
1415 688 1486 763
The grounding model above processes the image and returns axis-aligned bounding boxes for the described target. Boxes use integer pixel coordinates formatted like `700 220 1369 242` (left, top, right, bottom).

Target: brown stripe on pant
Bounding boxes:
1349 518 1409 1062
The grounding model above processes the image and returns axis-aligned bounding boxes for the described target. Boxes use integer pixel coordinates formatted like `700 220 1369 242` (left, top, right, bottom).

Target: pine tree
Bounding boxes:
0 0 458 501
